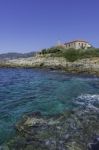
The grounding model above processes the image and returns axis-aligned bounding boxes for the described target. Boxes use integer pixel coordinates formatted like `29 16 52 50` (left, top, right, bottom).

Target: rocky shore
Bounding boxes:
1 56 99 149
0 55 99 76
2 103 99 150
1 94 99 150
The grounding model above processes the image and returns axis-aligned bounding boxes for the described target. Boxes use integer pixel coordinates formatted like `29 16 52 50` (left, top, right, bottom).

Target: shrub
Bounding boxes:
41 49 47 54
47 47 61 53
62 48 99 62
40 62 44 67
63 49 80 62
41 46 99 62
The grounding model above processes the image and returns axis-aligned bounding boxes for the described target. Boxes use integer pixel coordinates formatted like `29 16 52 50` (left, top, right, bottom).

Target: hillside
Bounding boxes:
1 47 99 76
40 47 99 62
0 52 37 60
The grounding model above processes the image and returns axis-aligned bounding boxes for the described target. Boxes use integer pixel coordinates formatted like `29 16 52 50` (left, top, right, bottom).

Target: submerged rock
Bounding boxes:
0 145 9 150
88 136 99 150
6 109 99 150
24 117 47 127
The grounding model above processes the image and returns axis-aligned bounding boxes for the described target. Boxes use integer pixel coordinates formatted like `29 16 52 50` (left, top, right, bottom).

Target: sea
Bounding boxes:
0 68 99 144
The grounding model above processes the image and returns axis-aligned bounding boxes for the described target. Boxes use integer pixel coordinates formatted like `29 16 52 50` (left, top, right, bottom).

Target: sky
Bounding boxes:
0 0 99 54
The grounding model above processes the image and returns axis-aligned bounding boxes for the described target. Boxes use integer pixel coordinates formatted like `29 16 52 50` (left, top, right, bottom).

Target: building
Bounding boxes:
64 40 92 49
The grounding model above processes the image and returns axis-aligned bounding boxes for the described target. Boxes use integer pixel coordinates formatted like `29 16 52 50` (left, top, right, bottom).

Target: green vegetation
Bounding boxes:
41 47 99 62
41 47 61 54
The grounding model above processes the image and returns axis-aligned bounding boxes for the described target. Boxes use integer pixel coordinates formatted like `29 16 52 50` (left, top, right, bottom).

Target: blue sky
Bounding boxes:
0 0 99 53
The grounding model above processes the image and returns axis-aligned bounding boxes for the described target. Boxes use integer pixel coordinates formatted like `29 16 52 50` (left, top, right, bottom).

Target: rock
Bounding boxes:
0 146 9 150
63 134 70 141
24 117 47 127
6 109 99 150
1 55 99 76
66 142 82 150
88 136 99 150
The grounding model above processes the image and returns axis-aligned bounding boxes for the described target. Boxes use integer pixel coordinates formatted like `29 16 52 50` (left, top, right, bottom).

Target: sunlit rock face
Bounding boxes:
1 56 99 75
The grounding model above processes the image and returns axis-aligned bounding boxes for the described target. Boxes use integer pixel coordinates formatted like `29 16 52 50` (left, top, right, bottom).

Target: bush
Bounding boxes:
41 49 47 54
41 46 99 62
80 48 99 58
63 48 99 62
47 47 61 53
63 49 80 62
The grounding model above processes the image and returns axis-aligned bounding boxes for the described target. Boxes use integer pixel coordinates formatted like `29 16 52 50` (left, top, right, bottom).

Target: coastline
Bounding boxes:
0 55 99 76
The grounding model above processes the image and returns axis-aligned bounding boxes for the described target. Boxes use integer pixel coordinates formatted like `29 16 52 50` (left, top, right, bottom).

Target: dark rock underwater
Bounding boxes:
0 68 99 150
3 104 99 150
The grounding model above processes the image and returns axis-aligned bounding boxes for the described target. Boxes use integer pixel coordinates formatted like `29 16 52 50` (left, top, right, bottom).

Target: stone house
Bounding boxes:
64 40 92 49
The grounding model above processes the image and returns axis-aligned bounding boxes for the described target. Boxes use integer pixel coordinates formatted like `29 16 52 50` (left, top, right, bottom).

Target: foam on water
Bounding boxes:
75 94 99 111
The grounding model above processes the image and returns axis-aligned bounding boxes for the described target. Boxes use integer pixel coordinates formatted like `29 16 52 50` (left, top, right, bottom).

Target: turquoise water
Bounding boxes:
0 68 99 144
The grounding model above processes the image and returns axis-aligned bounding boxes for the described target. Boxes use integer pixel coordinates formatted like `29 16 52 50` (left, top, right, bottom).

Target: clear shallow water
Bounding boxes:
0 68 99 144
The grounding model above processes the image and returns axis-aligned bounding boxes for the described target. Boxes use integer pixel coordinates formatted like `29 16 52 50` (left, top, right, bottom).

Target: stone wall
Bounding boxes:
64 41 91 49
